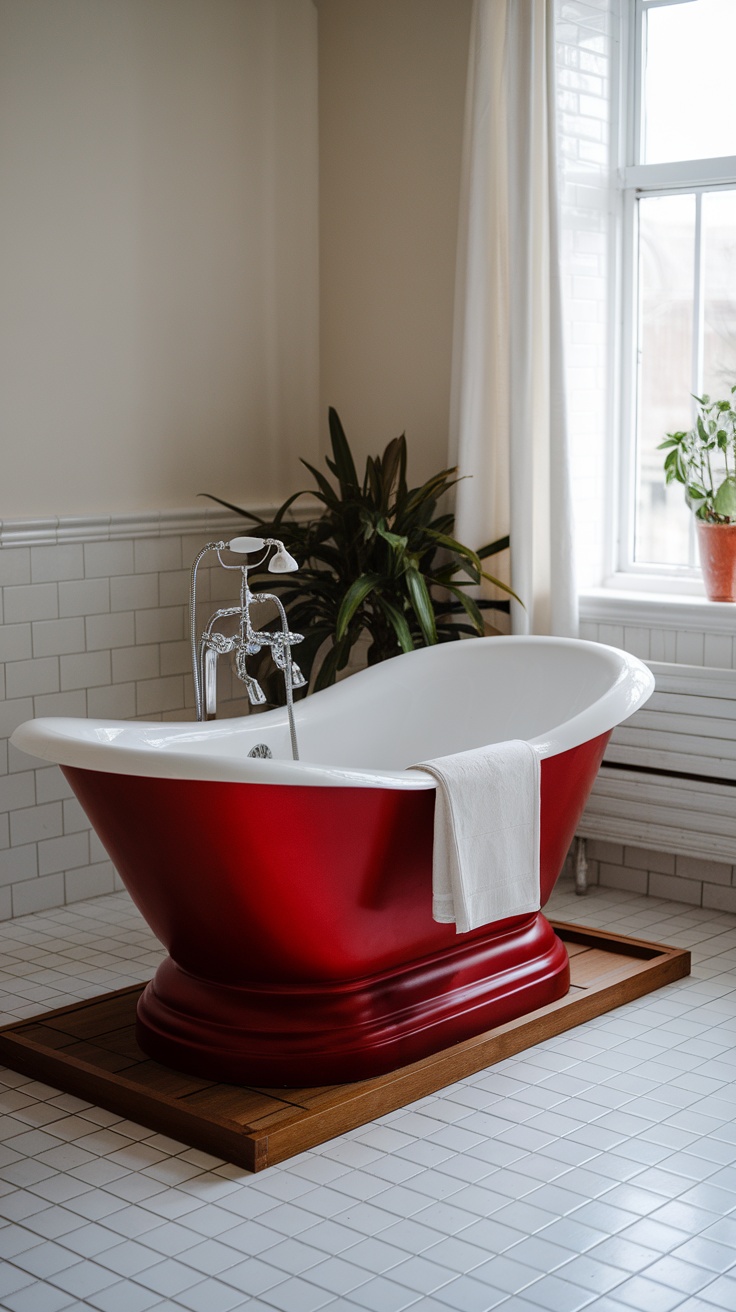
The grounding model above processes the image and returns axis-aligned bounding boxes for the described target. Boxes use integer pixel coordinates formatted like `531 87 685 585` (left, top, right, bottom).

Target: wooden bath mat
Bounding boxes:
0 923 689 1172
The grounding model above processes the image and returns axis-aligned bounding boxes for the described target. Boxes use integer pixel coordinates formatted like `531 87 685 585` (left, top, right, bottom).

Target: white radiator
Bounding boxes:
578 661 736 862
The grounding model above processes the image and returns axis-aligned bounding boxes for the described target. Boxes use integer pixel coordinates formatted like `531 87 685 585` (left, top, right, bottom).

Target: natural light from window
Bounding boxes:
631 0 736 572
643 0 736 164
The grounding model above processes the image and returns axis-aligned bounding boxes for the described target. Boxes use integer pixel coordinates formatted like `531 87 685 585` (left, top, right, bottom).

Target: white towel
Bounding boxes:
411 740 541 934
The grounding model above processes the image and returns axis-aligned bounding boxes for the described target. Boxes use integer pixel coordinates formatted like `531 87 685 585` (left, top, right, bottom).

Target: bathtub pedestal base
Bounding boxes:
136 912 570 1086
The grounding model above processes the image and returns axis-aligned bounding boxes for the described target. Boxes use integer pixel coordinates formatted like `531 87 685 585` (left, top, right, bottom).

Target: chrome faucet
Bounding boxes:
190 537 305 758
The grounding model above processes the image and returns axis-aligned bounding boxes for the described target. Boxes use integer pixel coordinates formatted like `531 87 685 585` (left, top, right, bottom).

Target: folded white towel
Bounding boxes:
411 740 541 934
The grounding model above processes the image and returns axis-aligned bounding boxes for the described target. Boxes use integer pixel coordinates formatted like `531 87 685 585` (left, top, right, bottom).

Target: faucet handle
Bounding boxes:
244 677 267 706
290 662 308 690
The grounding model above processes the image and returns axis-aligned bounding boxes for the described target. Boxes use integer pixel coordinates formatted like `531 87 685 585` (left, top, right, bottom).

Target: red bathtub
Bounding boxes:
13 637 653 1086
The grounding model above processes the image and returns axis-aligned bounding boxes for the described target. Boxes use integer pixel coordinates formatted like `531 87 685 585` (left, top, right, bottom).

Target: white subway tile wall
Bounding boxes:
579 612 736 910
0 514 249 920
568 841 736 916
579 618 736 671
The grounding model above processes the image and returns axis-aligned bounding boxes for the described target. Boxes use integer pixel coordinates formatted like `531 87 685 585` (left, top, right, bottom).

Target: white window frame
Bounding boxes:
610 0 736 594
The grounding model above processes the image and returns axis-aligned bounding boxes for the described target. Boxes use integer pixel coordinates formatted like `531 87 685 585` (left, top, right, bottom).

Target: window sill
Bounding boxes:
580 586 736 634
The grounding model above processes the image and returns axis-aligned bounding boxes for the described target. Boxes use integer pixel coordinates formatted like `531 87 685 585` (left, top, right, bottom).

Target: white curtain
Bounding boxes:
450 0 577 637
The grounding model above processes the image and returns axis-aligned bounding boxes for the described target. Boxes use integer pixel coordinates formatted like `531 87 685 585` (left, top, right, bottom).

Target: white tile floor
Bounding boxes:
2 880 736 1312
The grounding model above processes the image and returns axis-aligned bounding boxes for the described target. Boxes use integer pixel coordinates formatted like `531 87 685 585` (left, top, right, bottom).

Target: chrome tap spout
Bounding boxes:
189 539 303 757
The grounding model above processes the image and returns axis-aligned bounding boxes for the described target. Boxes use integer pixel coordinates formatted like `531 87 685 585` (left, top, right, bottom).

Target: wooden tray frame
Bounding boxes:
0 923 690 1172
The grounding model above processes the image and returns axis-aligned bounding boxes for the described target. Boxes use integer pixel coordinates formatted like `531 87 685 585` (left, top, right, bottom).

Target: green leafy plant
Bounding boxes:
659 387 736 521
204 407 519 701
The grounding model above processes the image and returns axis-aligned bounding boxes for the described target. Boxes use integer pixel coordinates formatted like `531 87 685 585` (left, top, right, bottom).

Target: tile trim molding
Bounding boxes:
0 506 273 548
0 496 322 547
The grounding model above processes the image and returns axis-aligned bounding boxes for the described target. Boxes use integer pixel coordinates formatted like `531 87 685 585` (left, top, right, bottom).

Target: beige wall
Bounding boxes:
317 0 472 480
1 0 471 519
0 0 319 519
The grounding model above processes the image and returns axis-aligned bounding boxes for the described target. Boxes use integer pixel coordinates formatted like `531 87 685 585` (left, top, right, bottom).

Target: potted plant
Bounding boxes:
659 387 736 601
204 407 519 702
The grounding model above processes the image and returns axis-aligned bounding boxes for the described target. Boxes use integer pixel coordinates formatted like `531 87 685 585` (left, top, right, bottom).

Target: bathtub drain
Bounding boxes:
248 743 273 759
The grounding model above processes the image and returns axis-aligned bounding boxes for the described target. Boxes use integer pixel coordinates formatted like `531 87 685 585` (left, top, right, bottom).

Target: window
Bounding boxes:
621 0 736 579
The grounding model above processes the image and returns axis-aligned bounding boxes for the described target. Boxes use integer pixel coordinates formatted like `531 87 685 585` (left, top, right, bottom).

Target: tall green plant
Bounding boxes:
204 407 518 701
659 387 736 521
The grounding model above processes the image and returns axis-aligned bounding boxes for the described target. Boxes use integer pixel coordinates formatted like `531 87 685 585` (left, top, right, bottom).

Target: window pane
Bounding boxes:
643 0 736 165
635 194 694 566
702 190 736 397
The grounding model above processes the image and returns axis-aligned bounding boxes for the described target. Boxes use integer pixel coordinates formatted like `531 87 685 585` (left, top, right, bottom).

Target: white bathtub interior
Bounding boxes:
11 637 653 786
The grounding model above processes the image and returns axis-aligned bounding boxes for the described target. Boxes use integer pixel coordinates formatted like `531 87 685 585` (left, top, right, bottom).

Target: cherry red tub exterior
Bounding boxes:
12 637 654 1086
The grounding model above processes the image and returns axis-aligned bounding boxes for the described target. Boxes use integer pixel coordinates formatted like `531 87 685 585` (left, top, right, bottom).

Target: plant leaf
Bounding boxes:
335 573 382 641
197 493 261 520
425 528 481 567
441 583 485 634
380 435 406 510
376 522 408 553
364 455 382 503
406 568 437 644
403 468 458 516
299 459 341 509
480 569 524 607
375 596 415 652
328 406 359 493
477 535 510 558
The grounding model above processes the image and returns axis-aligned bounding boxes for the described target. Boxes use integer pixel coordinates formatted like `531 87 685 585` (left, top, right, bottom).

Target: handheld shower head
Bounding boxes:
228 536 265 554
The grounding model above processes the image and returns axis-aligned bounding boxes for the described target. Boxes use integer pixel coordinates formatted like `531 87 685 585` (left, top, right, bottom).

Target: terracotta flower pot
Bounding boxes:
696 520 736 602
